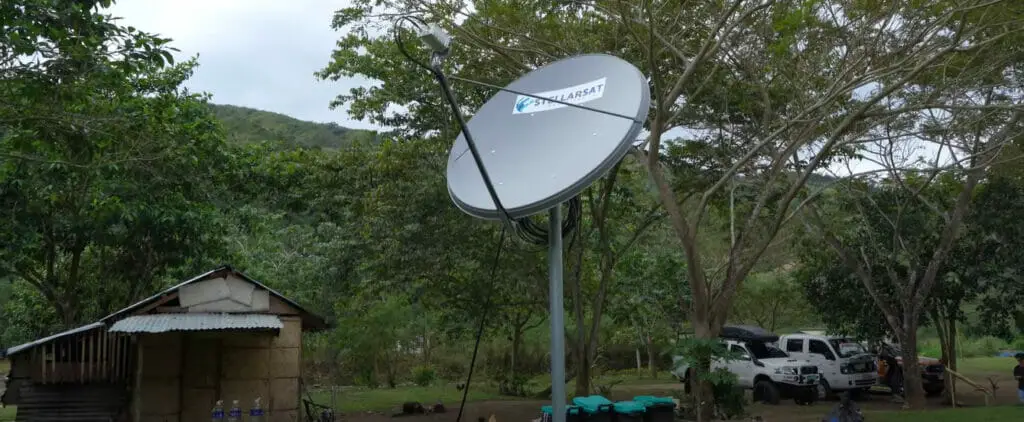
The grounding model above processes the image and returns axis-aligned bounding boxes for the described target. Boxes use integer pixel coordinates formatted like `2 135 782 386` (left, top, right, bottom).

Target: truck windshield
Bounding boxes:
746 342 789 359
829 339 867 358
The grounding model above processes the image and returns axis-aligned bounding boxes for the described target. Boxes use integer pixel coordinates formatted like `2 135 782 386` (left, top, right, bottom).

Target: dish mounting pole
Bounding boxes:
548 204 567 422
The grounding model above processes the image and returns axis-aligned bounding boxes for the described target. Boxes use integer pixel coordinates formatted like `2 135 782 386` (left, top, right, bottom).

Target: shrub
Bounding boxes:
960 336 1010 358
594 379 623 397
412 365 437 387
495 373 533 397
1011 337 1024 352
708 368 747 419
670 338 747 420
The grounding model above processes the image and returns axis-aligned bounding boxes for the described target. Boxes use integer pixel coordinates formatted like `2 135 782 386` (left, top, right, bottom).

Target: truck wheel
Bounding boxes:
794 387 817 405
754 380 781 405
849 387 868 400
817 379 834 400
924 384 944 397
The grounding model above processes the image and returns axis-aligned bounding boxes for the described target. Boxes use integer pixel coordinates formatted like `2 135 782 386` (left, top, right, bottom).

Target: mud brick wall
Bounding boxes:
209 317 302 422
132 318 302 422
268 316 302 422
136 333 183 422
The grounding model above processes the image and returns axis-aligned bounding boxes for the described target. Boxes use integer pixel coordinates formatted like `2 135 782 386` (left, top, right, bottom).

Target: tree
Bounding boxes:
967 174 1024 340
610 226 689 378
566 158 663 395
0 33 229 326
801 168 1023 407
320 1 1022 417
0 0 175 165
730 269 814 332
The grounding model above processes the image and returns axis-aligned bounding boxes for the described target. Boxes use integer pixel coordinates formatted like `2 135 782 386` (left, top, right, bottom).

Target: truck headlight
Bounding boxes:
775 366 798 375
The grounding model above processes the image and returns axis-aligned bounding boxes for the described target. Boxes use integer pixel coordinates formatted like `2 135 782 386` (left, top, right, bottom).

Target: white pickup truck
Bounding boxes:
777 332 878 398
671 325 821 405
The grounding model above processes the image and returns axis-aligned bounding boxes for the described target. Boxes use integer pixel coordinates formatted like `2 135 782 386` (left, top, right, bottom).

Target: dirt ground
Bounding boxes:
342 378 1024 422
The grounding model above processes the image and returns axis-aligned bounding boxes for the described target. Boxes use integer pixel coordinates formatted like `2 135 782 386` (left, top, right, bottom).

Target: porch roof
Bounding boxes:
108 313 283 334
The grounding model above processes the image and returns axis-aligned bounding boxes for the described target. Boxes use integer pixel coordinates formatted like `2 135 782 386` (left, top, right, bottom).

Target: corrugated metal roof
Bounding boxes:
5 322 105 357
108 313 282 334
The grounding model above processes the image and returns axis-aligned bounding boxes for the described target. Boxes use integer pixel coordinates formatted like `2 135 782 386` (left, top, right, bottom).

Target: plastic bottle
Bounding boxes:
227 399 242 422
211 400 225 422
249 397 265 422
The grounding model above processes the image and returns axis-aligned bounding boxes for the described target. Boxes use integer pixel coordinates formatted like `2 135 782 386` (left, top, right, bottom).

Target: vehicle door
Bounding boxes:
727 344 755 388
784 338 807 360
808 339 840 382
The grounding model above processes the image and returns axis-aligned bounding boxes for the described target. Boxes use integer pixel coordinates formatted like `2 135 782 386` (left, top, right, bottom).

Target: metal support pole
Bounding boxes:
548 205 567 422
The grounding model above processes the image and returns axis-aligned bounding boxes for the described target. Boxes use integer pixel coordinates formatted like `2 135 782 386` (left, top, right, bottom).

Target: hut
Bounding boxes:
1 265 328 422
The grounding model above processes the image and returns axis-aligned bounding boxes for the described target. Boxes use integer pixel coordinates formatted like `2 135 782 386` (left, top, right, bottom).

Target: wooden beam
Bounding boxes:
80 335 85 383
945 367 993 406
48 343 54 383
179 334 188 422
154 306 188 313
134 292 180 316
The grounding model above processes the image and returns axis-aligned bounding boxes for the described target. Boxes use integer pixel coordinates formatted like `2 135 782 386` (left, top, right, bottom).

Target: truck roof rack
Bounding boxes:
720 325 779 342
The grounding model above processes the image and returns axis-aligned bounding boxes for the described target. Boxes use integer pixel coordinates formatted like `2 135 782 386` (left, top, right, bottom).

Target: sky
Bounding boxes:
107 0 377 129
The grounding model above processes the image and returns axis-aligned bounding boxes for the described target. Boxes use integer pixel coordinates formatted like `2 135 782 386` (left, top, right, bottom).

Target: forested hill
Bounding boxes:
209 104 377 149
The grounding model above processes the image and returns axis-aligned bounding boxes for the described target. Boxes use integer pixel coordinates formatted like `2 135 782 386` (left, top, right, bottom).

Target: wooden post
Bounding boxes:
179 334 188 422
944 367 993 406
132 338 144 422
102 329 109 381
81 334 86 382
38 345 45 384
48 343 54 383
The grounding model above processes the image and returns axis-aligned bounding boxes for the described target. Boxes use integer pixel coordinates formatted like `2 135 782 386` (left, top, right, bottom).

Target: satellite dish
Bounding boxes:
446 54 651 220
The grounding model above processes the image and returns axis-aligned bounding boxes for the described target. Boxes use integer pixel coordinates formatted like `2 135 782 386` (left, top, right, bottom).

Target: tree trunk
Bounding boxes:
635 348 642 373
897 324 926 409
57 295 77 329
423 333 432 364
511 324 523 383
942 315 958 406
569 221 593 397
690 317 717 422
646 334 657 379
575 353 592 397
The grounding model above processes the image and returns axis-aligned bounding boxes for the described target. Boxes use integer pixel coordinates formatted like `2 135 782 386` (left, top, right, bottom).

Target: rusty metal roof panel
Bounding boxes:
108 313 282 334
5 322 105 357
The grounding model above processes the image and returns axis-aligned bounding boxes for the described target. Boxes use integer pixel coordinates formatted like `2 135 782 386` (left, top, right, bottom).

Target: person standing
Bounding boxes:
1014 353 1024 404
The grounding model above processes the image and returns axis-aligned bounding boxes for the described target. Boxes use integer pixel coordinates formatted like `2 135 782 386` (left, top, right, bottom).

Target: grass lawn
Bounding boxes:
957 356 1015 376
0 359 10 422
307 384 507 413
530 371 676 391
870 406 1023 421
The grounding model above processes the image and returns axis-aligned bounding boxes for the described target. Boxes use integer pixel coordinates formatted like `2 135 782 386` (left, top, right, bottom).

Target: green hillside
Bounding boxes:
209 103 376 149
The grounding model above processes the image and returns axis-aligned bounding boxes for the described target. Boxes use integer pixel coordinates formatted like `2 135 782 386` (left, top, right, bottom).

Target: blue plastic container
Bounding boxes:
632 396 676 422
571 396 614 422
541 405 583 422
613 400 647 422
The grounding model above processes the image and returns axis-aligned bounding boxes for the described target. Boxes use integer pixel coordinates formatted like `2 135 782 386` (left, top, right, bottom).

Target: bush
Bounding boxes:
496 373 534 397
960 336 1010 358
708 368 747 419
1011 337 1024 352
594 379 623 397
412 365 437 387
670 338 747 420
670 371 747 421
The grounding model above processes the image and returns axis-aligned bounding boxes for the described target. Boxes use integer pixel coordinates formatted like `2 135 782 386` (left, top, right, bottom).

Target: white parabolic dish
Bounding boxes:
446 54 651 220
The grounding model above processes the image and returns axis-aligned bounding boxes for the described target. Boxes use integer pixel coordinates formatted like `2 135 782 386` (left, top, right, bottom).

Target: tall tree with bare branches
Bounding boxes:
320 0 1022 417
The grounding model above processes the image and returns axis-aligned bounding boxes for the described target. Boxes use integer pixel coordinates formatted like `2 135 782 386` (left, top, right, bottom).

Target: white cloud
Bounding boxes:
107 0 379 129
